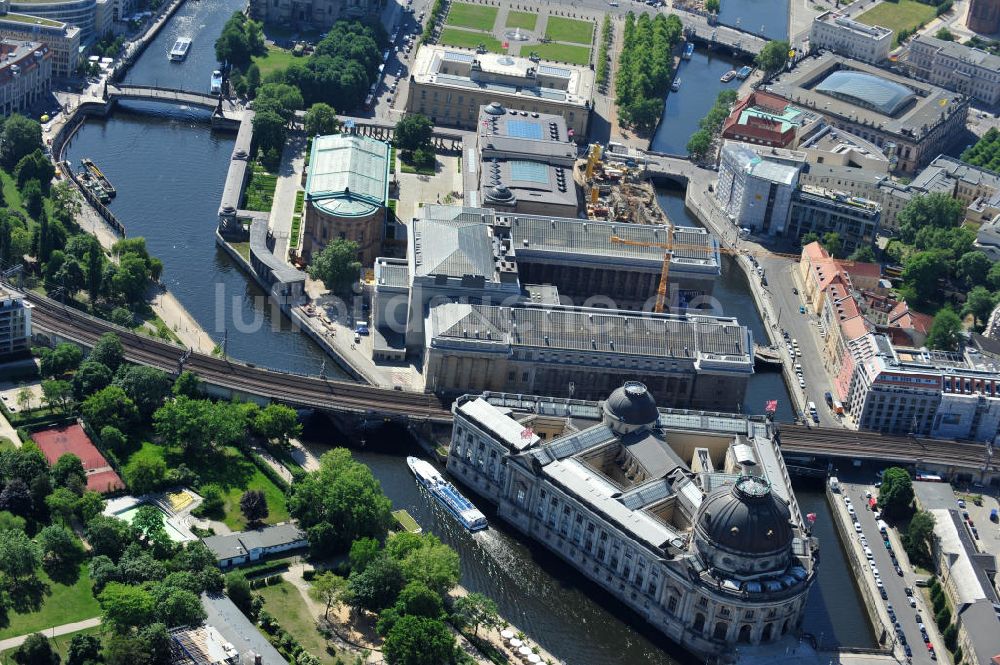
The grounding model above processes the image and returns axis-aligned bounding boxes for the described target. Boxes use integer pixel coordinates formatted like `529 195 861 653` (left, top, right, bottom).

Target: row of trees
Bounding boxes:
615 13 683 133
961 127 1000 173
686 89 738 160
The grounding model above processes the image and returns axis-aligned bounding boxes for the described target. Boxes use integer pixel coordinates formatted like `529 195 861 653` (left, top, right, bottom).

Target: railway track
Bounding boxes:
26 291 997 473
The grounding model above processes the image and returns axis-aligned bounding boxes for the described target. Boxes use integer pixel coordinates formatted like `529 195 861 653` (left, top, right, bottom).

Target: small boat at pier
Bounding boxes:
682 42 694 60
81 158 115 197
169 37 191 61
210 70 223 95
720 70 736 82
78 170 111 204
736 65 753 80
407 457 487 532
671 78 681 92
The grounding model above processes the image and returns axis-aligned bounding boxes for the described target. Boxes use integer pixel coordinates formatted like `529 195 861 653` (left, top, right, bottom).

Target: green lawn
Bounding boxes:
439 27 503 53
0 565 100 640
505 10 537 31
124 442 289 531
258 580 338 664
856 0 935 45
252 44 300 77
445 2 498 31
245 164 279 213
544 16 593 45
0 626 102 663
530 42 592 66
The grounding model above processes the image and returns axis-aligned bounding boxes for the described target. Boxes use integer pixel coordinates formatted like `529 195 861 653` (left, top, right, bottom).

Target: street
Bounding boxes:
839 481 942 665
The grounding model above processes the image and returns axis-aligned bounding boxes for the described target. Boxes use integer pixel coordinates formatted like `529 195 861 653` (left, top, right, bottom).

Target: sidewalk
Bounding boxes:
0 617 101 653
268 131 308 260
149 287 217 354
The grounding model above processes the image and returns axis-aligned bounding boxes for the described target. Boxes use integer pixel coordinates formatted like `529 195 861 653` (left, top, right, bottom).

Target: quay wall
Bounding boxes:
825 483 895 657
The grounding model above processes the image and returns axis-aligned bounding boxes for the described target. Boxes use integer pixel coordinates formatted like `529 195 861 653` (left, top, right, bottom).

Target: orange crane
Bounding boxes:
610 236 826 313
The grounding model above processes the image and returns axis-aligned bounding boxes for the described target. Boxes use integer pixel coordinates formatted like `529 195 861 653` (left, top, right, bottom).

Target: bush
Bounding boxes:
935 607 951 631
248 451 291 492
954 646 963 662
943 624 958 651
110 307 134 327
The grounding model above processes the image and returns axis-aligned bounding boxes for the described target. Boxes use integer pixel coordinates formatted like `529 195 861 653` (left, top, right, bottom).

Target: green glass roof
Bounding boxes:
305 134 390 218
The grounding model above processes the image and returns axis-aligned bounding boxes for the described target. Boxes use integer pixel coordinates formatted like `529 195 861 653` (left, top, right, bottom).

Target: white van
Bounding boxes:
807 401 817 414
864 546 873 559
877 520 889 533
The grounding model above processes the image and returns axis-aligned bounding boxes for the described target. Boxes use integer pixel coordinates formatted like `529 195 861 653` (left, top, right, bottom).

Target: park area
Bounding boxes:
856 0 935 44
445 2 498 30
505 10 537 30
544 16 594 45
0 565 100 641
252 44 299 77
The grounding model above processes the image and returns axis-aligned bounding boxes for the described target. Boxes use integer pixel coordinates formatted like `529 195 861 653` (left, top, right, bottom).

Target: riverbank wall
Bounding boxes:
112 0 189 83
825 483 895 657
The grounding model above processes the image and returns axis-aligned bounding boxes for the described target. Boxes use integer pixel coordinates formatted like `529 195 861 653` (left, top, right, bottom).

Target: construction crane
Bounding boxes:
610 236 824 312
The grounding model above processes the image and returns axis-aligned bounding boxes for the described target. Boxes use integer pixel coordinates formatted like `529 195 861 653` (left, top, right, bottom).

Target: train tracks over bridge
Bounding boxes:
26 292 452 424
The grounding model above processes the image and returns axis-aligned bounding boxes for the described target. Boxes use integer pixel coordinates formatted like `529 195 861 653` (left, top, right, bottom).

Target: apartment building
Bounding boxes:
0 12 79 77
0 39 50 116
907 35 1000 105
0 285 32 357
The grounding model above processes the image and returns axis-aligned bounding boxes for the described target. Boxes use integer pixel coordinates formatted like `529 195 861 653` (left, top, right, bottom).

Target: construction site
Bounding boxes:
576 143 667 226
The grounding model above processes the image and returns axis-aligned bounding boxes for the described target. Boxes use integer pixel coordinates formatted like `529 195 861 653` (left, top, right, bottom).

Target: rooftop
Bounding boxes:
723 143 801 185
814 10 892 38
797 184 881 212
305 134 390 218
0 12 65 27
912 34 1000 71
910 155 1000 194
766 53 965 141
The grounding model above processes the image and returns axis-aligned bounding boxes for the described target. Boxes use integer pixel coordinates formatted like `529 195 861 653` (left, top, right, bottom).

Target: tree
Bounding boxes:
99 582 156 631
1 114 43 169
66 633 100 665
36 524 84 572
686 129 712 160
394 114 433 153
705 0 719 11
395 580 443 619
849 245 876 262
132 504 166 544
926 308 963 351
124 455 167 495
86 243 104 303
113 365 171 417
39 343 83 378
81 385 138 433
289 448 393 555
16 386 32 412
0 477 33 517
15 149 55 195
84 515 135 559
90 333 124 372
75 491 105 523
755 40 790 73
878 467 914 521
0 510 26 533
626 97 664 134
239 490 269 526
350 536 381 573
41 380 74 414
51 454 86 492
307 239 361 296
964 286 997 326
901 250 948 306
897 192 965 244
309 571 348 619
253 403 301 445
173 371 202 398
12 633 59 665
23 180 43 221
453 592 499 637
304 103 340 136
225 570 254 616
398 535 460 595
822 232 843 258
45 487 79 524
214 12 265 69
152 396 216 456
252 109 287 156
935 27 955 40
152 584 205 627
904 510 936 567
956 250 991 289
347 554 406 613
382 615 456 665
99 425 128 455
72 361 113 400
0 528 41 580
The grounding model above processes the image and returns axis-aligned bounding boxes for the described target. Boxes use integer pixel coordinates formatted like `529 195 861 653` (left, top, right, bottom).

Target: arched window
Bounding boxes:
781 619 790 635
738 624 752 643
762 623 774 641
692 613 706 634
713 621 728 641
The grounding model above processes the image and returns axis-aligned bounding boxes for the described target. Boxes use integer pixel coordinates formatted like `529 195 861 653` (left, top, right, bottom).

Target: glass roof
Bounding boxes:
815 70 916 116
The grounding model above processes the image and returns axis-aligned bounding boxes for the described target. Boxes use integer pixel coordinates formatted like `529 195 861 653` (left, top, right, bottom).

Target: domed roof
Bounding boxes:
603 381 659 428
696 476 793 556
485 184 514 203
484 101 506 115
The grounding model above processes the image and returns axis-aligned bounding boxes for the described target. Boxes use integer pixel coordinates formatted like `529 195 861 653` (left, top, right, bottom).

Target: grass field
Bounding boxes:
0 626 102 663
253 44 300 77
439 27 503 53
856 0 934 45
530 42 592 66
245 163 279 213
505 10 537 30
0 565 100 640
544 16 593 44
445 2 498 31
258 581 337 664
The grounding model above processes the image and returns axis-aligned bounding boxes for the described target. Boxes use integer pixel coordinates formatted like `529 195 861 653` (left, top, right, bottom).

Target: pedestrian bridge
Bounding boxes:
109 84 222 110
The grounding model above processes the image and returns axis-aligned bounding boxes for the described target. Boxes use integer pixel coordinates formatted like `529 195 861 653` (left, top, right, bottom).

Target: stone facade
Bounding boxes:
447 385 816 660
809 11 892 64
0 39 50 115
0 13 79 77
907 35 1000 105
248 0 377 30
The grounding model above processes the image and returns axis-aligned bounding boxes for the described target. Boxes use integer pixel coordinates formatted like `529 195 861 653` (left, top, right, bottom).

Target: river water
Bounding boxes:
66 3 870 661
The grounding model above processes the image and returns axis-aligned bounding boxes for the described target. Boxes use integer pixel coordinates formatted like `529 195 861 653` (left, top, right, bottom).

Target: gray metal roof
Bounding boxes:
237 523 306 552
429 303 752 359
201 594 288 665
306 134 390 217
411 218 496 278
201 533 246 561
375 258 410 288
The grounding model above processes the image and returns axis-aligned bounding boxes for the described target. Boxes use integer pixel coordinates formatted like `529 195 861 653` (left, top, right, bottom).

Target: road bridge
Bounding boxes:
109 84 222 110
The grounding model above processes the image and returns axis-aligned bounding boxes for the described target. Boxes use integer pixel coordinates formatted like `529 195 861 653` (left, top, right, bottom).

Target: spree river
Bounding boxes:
64 3 870 661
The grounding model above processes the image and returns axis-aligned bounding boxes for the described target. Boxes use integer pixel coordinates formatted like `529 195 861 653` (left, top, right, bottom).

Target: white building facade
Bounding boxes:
809 11 892 64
